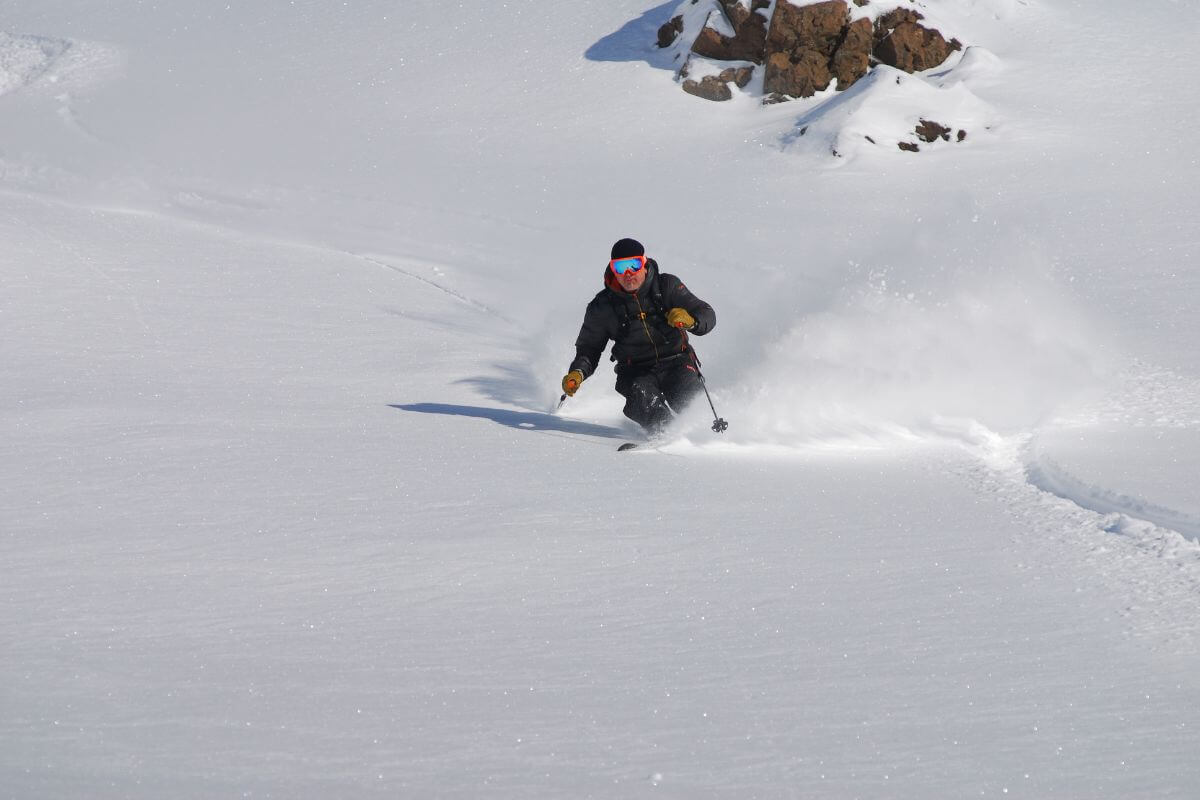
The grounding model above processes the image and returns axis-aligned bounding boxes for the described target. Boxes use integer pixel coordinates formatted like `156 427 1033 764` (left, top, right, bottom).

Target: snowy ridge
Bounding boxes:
781 55 1000 160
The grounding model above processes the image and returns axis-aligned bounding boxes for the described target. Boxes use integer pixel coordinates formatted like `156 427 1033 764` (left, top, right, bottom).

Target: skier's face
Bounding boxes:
617 265 646 292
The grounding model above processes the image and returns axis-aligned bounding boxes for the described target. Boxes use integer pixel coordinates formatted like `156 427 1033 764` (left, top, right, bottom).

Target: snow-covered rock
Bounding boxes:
660 0 963 104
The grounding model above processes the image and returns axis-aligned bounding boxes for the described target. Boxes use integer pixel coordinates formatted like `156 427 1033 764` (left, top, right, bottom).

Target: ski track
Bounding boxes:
660 411 1200 647
1022 362 1200 543
596 413 1200 635
347 252 519 328
944 432 1200 648
1 186 516 340
1026 454 1200 544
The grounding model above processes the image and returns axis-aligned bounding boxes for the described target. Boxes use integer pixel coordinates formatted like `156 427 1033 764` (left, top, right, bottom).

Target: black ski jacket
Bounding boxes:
569 259 716 379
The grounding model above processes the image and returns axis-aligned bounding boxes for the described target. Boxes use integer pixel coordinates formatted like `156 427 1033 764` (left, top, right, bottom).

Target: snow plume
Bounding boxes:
0 32 68 95
0 32 120 96
720 269 1110 449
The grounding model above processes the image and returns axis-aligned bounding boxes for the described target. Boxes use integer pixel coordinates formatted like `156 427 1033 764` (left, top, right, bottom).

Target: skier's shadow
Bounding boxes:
391 403 627 440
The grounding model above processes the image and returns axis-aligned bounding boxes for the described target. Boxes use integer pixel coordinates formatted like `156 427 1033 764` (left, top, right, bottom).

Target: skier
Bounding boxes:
561 237 716 436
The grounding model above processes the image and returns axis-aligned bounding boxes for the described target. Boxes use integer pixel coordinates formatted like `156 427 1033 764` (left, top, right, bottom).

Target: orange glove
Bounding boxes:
667 307 695 330
561 370 584 396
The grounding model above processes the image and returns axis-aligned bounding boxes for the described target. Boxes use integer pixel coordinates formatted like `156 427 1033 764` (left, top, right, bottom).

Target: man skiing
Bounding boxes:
561 237 716 435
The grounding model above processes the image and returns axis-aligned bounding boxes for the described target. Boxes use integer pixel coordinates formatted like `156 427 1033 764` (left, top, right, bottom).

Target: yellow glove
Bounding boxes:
561 370 584 396
667 307 695 330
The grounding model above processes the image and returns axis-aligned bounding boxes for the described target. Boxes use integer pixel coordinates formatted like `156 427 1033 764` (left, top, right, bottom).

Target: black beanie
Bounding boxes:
610 238 645 259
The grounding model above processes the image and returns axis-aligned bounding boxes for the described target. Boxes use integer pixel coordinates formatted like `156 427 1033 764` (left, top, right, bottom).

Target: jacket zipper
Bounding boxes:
634 293 661 364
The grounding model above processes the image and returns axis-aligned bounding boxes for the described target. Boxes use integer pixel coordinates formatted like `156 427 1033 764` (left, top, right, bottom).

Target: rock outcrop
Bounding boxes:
682 66 755 101
667 0 962 103
763 1 855 99
874 9 962 73
692 0 773 63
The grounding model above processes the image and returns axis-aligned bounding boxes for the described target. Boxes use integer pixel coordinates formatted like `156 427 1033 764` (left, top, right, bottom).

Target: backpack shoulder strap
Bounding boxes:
610 291 633 331
650 274 666 314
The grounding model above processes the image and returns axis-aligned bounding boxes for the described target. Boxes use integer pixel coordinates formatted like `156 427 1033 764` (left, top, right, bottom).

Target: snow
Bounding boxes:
2 0 1200 796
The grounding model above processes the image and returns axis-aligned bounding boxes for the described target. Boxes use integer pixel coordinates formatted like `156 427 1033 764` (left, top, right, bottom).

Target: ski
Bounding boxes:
618 436 672 451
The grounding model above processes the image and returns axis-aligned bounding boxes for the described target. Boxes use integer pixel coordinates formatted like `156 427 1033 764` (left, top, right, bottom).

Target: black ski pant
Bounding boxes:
615 356 703 433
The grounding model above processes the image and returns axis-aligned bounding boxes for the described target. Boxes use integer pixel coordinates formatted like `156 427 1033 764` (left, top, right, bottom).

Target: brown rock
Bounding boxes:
915 119 951 143
657 15 684 48
763 0 850 98
768 0 847 56
898 141 920 152
876 8 924 29
692 4 770 64
675 0 964 104
770 49 834 98
691 25 726 58
718 0 751 28
683 75 734 101
719 0 773 27
832 16 872 90
721 66 755 88
681 67 754 101
874 18 961 73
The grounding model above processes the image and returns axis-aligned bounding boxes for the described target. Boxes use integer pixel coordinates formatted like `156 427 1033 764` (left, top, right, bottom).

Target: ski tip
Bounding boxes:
617 442 640 451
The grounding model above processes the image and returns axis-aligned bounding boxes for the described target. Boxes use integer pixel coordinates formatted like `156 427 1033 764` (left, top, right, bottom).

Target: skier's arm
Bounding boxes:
665 277 715 335
568 301 609 379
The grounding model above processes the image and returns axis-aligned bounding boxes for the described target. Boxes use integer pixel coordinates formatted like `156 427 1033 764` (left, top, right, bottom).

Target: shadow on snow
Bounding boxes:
455 365 543 413
391 403 627 440
585 2 680 69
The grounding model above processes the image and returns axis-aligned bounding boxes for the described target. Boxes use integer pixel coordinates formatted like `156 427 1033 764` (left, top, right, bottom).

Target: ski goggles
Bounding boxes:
609 255 647 275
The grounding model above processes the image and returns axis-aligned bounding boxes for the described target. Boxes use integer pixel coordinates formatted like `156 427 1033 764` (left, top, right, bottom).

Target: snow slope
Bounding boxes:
2 0 1200 796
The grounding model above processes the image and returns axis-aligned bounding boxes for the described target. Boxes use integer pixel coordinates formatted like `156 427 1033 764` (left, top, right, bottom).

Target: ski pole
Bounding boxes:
690 353 728 433
700 379 728 433
554 393 568 413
